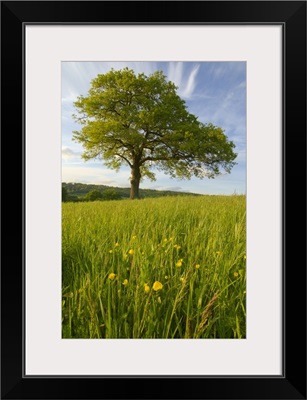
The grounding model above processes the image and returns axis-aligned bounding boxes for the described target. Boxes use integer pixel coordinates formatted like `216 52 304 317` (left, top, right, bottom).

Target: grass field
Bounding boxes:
62 195 246 339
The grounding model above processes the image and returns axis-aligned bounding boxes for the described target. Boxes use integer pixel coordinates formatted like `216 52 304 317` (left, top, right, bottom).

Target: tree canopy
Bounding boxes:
73 68 237 199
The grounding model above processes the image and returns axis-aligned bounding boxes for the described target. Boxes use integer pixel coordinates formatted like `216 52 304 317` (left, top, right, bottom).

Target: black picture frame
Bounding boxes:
1 1 306 399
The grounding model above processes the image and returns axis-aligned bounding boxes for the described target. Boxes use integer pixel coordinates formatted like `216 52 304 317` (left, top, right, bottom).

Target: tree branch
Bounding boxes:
114 153 132 168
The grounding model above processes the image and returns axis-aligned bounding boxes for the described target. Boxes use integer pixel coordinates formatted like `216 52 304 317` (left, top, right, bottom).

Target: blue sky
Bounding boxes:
62 61 246 195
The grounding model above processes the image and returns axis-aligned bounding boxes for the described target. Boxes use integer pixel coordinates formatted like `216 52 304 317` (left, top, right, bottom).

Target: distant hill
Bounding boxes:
62 182 201 201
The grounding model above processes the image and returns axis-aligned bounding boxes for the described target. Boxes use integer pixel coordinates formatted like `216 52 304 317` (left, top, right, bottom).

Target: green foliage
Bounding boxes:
102 188 122 201
62 187 68 202
62 195 246 338
72 68 237 198
84 190 103 201
82 188 122 202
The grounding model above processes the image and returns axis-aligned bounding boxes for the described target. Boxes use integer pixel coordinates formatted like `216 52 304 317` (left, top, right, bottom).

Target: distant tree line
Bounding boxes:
62 182 200 203
62 186 122 203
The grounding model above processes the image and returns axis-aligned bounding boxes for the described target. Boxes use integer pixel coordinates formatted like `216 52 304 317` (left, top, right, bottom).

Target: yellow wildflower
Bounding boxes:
122 279 128 286
180 277 185 283
115 242 119 247
163 238 168 243
144 283 150 293
195 264 200 269
174 245 181 250
152 281 163 291
132 235 137 240
128 249 134 255
234 272 239 278
109 250 113 254
176 259 183 267
165 275 169 280
108 273 116 280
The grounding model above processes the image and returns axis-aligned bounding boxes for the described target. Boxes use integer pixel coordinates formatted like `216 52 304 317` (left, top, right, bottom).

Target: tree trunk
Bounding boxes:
130 165 141 199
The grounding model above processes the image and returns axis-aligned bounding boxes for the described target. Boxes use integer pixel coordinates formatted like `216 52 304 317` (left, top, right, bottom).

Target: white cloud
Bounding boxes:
164 186 189 192
167 62 200 99
62 147 82 161
168 62 184 89
62 165 131 186
149 185 187 192
182 64 200 99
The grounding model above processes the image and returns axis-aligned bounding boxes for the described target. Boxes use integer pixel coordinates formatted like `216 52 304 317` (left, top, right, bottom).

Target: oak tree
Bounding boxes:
73 68 237 199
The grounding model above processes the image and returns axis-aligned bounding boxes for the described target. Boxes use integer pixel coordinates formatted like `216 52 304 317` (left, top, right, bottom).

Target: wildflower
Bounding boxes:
108 273 116 280
180 277 185 283
144 283 150 293
128 249 134 255
109 250 113 254
165 275 169 280
163 238 168 243
169 237 174 241
141 251 145 255
132 235 137 240
122 279 128 286
195 264 200 269
115 242 119 247
234 271 239 278
176 259 183 267
174 244 181 250
152 281 163 291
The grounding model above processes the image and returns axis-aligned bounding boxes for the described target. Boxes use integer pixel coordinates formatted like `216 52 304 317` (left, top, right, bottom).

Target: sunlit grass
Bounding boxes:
62 195 246 339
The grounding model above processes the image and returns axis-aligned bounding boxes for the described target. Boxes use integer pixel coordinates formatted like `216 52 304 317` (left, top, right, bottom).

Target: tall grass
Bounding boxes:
62 195 246 339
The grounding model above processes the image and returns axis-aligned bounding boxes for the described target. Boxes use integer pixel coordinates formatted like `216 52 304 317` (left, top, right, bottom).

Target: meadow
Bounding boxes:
62 195 246 339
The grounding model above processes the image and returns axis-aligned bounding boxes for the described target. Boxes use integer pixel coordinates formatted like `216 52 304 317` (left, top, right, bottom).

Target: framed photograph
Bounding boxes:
1 1 306 399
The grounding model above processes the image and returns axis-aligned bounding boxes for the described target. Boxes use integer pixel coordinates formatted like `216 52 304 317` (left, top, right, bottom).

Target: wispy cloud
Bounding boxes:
168 62 184 89
165 186 189 192
167 62 200 99
181 64 200 99
62 147 82 161
150 185 188 192
210 64 228 79
62 165 131 186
